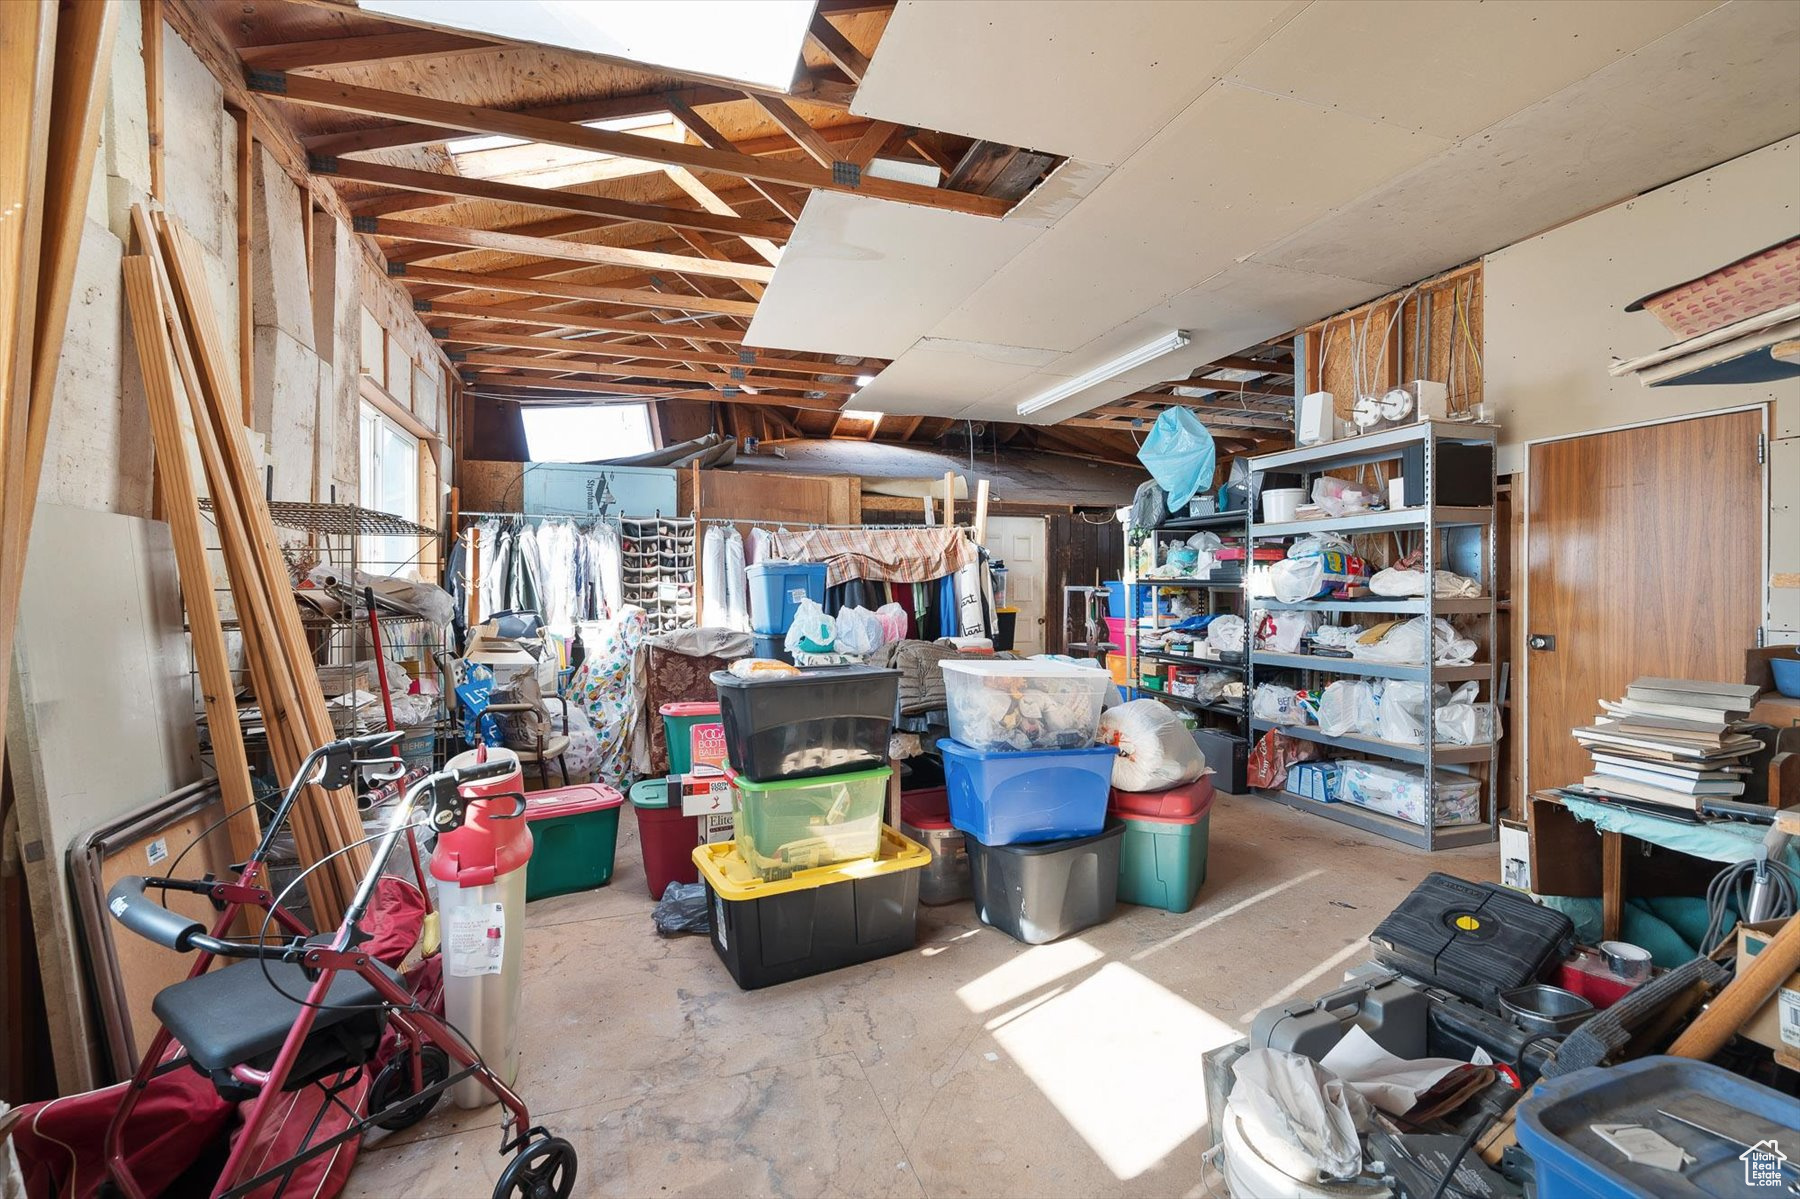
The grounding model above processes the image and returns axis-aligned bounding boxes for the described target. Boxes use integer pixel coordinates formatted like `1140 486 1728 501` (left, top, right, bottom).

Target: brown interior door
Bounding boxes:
1525 409 1764 797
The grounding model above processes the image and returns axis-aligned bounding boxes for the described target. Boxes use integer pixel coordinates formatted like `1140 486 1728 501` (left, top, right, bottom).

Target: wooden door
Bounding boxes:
985 516 1048 654
1525 410 1763 795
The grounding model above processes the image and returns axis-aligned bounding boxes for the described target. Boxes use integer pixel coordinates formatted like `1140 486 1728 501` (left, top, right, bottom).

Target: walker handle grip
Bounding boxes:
107 877 205 952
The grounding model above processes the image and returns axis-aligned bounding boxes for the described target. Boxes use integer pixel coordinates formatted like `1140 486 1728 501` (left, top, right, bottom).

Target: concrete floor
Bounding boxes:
348 793 1499 1199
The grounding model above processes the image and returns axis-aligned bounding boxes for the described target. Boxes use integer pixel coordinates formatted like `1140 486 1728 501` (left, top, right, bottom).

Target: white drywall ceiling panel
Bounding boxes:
852 0 1306 166
1226 0 1721 141
984 262 1388 425
742 190 1043 359
850 339 1060 417
1253 0 1800 288
928 83 1451 353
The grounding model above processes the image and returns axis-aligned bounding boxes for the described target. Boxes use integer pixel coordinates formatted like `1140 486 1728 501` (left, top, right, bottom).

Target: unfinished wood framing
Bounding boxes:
1300 261 1486 420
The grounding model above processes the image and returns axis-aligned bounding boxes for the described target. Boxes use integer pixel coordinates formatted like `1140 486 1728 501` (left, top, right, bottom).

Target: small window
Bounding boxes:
359 404 422 575
520 404 656 463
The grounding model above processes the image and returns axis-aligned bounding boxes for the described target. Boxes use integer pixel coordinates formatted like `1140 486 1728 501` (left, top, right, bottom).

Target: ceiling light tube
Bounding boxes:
1016 331 1191 417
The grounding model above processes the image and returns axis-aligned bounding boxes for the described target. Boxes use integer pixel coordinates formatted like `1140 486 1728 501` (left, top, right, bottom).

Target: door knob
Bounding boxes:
1527 634 1556 652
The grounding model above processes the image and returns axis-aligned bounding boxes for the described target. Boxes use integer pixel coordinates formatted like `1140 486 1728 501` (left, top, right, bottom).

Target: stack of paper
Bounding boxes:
1571 677 1761 810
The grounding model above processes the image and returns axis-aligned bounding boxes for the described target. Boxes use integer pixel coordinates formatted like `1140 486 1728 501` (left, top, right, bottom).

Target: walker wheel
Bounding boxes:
493 1135 577 1199
369 1046 449 1131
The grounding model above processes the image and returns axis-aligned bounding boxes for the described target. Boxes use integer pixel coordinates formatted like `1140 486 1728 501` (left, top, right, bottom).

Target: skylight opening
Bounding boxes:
364 0 815 90
520 403 656 462
839 409 882 429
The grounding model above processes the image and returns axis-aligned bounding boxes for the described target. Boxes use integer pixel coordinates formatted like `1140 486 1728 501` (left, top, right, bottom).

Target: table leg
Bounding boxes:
1601 831 1624 941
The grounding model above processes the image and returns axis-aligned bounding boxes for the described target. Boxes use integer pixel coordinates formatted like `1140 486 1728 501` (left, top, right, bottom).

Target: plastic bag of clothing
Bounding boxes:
1271 557 1327 603
1129 479 1168 531
1206 614 1246 653
1256 609 1315 654
1317 680 1379 737
1368 566 1480 598
835 606 884 656
784 598 835 654
1436 682 1500 745
875 602 908 644
1100 699 1207 792
1226 1050 1370 1186
1287 533 1353 561
1311 475 1376 518
1137 408 1217 511
651 882 710 935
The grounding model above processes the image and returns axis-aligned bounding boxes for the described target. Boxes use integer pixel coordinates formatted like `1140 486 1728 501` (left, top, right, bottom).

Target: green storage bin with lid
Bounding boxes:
660 701 723 775
726 764 890 881
1111 781 1215 914
523 784 625 901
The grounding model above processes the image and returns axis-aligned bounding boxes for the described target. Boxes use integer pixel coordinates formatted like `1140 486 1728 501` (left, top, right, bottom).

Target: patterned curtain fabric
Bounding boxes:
768 526 978 586
566 610 646 784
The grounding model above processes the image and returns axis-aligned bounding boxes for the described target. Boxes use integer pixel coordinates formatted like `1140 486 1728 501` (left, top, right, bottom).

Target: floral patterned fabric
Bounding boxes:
567 609 645 785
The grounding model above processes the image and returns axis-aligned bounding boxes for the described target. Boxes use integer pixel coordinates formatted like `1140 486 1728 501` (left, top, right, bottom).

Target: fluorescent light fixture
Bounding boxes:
362 0 815 90
865 157 941 188
1016 331 1191 417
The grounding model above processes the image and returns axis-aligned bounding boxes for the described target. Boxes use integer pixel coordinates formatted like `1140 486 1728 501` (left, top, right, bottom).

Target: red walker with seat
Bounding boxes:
101 731 577 1199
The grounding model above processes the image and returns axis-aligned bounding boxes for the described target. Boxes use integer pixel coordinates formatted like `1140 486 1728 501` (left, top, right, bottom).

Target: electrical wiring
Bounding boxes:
1701 854 1799 955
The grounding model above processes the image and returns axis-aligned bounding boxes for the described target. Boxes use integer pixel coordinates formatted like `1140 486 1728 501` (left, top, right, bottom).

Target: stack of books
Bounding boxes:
1572 677 1762 810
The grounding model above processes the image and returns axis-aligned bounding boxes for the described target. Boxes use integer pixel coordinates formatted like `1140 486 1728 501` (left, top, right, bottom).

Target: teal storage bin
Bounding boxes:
1116 812 1211 913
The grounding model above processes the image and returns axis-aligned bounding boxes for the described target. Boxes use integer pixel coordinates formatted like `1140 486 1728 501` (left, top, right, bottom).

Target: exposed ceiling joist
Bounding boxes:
430 327 863 375
1206 355 1295 376
394 265 759 316
363 216 776 283
421 298 750 342
459 351 858 395
807 13 871 84
745 93 838 168
249 73 1009 217
313 158 791 242
469 374 844 412
662 167 784 265
239 29 496 71
842 119 901 168
663 94 805 221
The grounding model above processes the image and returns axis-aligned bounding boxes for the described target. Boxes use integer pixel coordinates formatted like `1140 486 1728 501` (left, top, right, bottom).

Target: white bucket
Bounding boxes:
1261 488 1305 523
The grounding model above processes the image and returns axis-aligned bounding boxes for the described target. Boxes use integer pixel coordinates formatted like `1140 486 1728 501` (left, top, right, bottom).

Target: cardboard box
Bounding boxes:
677 772 735 818
465 622 554 689
1288 761 1342 803
1500 819 1531 891
1737 919 1800 1055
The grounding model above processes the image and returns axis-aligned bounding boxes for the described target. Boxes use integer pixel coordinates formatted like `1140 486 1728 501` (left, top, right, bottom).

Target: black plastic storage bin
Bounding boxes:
965 820 1125 945
710 665 900 782
695 829 929 990
1191 727 1247 794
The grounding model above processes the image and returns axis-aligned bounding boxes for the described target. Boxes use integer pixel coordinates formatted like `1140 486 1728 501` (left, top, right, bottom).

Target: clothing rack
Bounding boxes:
696 517 975 534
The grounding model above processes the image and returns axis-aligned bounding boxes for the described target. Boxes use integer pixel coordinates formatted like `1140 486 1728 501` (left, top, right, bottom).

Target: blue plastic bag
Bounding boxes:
1137 409 1217 511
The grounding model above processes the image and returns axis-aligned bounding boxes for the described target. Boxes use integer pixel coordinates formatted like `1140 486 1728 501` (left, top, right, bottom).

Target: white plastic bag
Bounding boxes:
1377 681 1431 745
1311 476 1376 518
1317 680 1379 737
835 606 884 656
784 598 835 654
1100 699 1208 792
1226 1049 1369 1184
1271 557 1326 603
1288 533 1353 561
1436 682 1499 745
1207 614 1247 653
1253 683 1310 726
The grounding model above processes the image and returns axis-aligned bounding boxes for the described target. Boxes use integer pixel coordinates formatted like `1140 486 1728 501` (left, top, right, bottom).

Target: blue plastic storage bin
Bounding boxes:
1516 1056 1800 1199
1103 580 1127 619
746 561 828 636
939 739 1116 845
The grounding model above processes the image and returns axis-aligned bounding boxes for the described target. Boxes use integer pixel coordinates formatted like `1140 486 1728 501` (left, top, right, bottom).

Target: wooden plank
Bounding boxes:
663 167 783 265
240 29 495 71
1601 831 1624 941
471 377 839 411
1207 355 1295 376
945 142 1017 194
431 327 855 376
16 0 119 570
141 0 162 200
842 119 900 168
424 299 749 342
232 106 253 420
121 257 263 865
807 13 871 83
365 217 777 283
670 229 764 300
396 264 759 317
302 82 745 157
460 351 859 396
315 158 792 243
745 93 838 169
662 95 804 221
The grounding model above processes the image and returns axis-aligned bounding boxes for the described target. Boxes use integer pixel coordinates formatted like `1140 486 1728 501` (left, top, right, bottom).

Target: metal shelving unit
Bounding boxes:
1123 505 1253 742
1246 420 1500 851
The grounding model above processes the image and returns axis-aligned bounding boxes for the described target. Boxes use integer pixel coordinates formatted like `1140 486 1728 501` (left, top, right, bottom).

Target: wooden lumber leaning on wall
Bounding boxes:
123 204 371 923
1 0 121 782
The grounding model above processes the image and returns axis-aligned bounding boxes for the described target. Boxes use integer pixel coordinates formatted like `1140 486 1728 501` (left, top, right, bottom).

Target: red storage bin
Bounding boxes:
1108 779 1216 822
628 778 703 899
900 787 951 828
